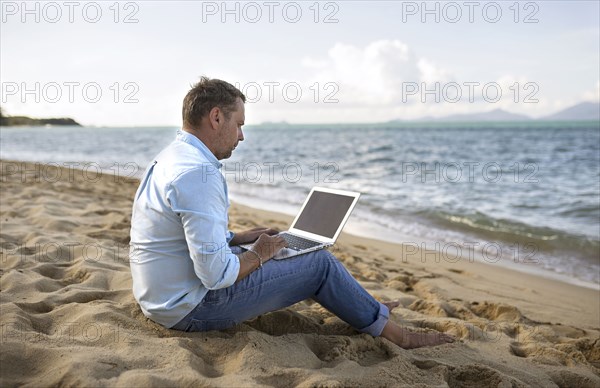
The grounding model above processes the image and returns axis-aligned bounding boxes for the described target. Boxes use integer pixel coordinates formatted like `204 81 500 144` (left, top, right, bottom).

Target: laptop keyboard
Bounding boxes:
281 233 322 251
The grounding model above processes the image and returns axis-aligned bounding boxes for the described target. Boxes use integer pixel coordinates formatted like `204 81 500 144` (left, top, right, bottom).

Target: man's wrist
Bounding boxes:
246 248 263 269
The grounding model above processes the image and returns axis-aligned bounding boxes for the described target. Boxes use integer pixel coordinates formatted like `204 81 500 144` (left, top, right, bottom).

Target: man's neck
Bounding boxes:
181 128 219 160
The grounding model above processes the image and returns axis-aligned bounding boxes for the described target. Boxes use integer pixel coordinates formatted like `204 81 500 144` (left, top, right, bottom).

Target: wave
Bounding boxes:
418 209 600 263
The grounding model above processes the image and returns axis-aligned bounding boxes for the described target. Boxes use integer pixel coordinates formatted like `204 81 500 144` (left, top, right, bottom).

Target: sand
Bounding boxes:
1 159 599 387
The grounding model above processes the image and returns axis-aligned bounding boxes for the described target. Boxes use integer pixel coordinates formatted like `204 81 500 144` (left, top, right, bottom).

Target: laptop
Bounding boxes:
241 187 360 260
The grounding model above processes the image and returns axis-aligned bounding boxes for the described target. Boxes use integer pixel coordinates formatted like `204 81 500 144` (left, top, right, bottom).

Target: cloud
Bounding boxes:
417 58 451 84
582 80 600 102
298 40 546 120
302 39 449 106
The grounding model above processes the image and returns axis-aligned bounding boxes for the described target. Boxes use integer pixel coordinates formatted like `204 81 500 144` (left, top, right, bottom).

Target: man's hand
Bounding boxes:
234 233 288 283
251 233 288 262
229 227 279 246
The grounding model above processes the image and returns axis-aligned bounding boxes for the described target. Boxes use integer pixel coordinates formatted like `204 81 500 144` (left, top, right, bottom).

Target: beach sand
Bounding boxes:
1 159 599 387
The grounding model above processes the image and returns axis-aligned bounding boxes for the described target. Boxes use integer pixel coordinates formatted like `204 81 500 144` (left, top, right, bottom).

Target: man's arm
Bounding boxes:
167 167 240 290
235 250 263 282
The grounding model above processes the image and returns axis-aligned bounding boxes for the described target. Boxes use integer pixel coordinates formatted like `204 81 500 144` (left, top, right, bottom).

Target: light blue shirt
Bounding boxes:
129 130 240 328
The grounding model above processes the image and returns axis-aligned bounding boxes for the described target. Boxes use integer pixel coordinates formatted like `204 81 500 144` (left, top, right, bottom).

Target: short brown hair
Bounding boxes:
182 77 246 130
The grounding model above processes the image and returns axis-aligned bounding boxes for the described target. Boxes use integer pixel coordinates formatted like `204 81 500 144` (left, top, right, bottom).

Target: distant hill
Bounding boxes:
541 102 600 121
0 114 81 127
389 102 600 123
388 108 531 123
424 108 531 122
257 121 291 127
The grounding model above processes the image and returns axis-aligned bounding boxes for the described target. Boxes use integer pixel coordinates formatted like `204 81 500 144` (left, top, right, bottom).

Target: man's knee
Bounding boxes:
315 249 340 267
292 249 340 271
324 248 338 258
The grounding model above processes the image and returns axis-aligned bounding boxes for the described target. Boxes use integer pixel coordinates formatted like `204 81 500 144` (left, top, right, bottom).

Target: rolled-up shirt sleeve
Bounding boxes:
166 166 240 290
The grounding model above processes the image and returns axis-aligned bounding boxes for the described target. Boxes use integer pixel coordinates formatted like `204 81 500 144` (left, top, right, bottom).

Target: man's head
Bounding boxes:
182 77 246 160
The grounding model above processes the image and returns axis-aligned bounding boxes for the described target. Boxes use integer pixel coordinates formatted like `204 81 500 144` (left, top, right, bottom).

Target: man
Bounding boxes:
129 77 454 348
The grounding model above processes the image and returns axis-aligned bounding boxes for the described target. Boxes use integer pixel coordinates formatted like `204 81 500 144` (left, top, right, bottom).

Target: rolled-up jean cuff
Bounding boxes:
358 302 389 337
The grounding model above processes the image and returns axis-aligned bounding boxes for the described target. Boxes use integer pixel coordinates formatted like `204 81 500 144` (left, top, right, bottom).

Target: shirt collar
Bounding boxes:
176 129 222 168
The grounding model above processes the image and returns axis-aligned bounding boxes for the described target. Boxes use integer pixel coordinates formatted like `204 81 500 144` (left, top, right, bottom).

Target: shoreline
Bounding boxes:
2 157 598 291
231 190 600 292
3 154 596 290
1 159 599 386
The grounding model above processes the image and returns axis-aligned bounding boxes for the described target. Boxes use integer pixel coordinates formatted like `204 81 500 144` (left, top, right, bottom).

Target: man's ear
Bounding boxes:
208 107 222 130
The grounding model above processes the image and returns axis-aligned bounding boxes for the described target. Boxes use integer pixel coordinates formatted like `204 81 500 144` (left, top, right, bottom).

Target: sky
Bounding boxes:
1 0 599 126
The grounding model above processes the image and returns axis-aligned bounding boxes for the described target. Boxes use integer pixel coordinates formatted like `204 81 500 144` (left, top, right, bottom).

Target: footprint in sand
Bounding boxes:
469 301 530 324
510 336 600 369
447 364 528 387
305 334 396 367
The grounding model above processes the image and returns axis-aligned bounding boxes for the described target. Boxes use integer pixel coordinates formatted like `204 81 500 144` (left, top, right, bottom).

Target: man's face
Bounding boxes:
215 98 245 160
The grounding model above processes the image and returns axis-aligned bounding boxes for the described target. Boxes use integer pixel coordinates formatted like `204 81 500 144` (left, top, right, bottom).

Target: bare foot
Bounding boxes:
399 330 455 349
381 319 455 349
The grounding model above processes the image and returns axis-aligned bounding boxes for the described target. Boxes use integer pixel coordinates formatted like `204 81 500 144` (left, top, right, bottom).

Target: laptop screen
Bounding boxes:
292 190 357 238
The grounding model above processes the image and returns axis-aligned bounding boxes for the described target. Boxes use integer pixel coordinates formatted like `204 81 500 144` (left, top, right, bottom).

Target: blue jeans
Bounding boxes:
171 247 389 337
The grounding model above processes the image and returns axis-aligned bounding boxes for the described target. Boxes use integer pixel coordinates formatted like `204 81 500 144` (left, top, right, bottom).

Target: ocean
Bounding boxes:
1 122 598 287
